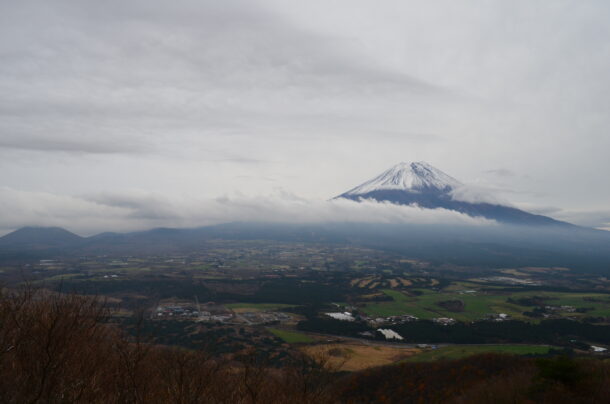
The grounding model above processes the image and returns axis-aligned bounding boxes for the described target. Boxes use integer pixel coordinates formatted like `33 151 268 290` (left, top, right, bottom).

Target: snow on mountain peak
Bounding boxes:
343 161 462 195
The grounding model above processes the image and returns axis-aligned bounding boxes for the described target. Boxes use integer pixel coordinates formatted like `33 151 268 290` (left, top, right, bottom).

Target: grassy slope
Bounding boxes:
268 328 314 343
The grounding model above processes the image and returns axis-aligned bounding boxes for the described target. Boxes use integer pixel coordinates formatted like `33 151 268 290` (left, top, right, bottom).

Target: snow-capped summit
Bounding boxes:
344 161 461 196
336 161 570 226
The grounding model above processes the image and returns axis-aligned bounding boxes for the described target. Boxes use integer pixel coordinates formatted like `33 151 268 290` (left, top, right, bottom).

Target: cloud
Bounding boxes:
0 187 494 236
514 203 563 217
507 202 610 229
0 0 445 156
83 192 181 221
0 134 152 154
450 185 512 206
549 209 610 230
484 168 516 178
0 187 134 236
201 194 496 227
0 0 608 224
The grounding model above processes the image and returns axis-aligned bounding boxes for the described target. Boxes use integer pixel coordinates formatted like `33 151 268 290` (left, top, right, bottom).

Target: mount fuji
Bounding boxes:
3 161 610 272
336 161 570 226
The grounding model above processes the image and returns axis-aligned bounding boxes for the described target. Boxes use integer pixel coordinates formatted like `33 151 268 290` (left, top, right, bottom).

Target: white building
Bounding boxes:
325 312 356 321
377 329 403 340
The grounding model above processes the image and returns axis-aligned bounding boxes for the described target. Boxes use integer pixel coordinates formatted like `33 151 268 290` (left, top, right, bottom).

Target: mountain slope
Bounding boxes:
0 227 83 249
336 162 571 226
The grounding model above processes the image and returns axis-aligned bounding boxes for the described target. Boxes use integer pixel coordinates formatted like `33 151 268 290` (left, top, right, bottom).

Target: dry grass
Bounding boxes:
522 266 570 273
358 277 374 287
398 278 413 286
232 307 259 313
301 343 419 372
500 269 529 277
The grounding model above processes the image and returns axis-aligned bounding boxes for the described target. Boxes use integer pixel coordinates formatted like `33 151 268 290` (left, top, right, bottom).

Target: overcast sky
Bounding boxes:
1 0 609 235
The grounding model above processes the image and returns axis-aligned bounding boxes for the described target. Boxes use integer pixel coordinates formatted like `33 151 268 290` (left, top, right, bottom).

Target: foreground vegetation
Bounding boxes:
1 287 609 403
0 287 336 403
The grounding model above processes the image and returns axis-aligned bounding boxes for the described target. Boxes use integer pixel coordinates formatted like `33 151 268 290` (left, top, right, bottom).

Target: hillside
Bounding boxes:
0 226 83 249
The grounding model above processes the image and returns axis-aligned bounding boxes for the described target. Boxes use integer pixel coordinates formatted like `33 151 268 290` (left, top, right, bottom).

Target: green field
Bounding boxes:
406 345 552 362
527 292 610 317
362 289 610 321
363 290 438 319
268 328 314 343
36 273 82 282
87 266 152 274
226 303 296 312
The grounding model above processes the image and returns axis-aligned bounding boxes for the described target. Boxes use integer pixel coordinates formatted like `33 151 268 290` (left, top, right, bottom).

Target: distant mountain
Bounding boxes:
1 164 609 272
0 221 609 273
336 161 570 226
0 226 83 249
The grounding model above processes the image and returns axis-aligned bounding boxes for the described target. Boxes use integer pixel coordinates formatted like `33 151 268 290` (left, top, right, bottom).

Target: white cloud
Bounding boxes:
0 187 133 236
0 0 608 223
450 185 512 206
549 208 610 231
0 187 494 236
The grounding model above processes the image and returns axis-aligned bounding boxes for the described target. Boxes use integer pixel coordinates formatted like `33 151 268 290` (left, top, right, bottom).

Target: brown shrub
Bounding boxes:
0 287 337 403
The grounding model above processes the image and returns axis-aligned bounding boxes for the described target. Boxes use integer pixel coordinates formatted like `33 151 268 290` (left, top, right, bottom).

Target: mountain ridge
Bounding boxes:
1 222 610 273
0 226 83 249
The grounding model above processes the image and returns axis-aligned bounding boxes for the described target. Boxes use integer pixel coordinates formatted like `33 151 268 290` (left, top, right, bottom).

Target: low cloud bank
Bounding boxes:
450 185 512 206
0 188 494 236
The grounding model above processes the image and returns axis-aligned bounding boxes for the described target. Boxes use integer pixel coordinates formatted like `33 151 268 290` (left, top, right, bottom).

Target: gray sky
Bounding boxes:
1 0 609 235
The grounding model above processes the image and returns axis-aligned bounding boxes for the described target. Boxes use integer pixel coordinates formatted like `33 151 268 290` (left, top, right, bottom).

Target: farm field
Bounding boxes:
2 238 608 368
268 328 314 343
362 289 610 321
404 345 552 362
301 343 419 371
526 292 610 317
361 289 522 320
225 303 296 312
362 289 439 318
